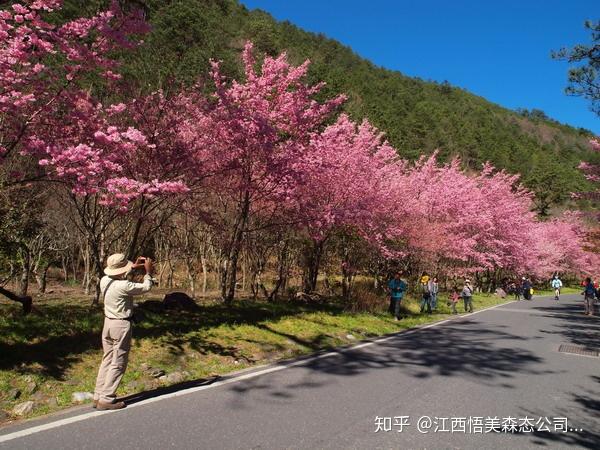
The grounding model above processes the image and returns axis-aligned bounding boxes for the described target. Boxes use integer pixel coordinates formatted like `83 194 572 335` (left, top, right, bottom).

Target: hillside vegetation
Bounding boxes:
60 0 599 214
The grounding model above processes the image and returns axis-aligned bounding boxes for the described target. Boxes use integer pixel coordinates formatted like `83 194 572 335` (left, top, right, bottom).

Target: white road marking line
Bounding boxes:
0 299 516 444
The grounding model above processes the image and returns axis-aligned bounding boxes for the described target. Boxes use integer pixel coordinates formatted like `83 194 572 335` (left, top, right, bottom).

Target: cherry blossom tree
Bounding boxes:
186 42 345 302
0 0 148 172
292 114 402 293
528 212 598 278
0 1 191 306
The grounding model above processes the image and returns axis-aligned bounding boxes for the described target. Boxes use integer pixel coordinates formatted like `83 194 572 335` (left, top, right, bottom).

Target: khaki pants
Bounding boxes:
94 318 132 403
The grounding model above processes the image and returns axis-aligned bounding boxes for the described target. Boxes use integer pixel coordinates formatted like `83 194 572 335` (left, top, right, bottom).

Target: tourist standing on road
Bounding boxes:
582 277 596 316
551 274 563 301
462 279 474 312
94 254 154 410
387 271 408 321
522 277 532 300
419 272 432 314
429 276 439 311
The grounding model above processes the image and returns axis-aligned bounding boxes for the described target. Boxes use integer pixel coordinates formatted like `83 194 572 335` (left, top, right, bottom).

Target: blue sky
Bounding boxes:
240 0 599 134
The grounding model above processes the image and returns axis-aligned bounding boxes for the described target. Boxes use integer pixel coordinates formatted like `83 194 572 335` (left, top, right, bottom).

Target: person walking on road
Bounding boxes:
419 272 432 314
429 276 439 311
551 274 563 301
387 271 408 321
94 254 154 410
462 279 474 313
582 277 596 316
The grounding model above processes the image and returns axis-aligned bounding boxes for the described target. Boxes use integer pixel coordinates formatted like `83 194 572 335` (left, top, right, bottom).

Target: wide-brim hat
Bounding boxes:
104 253 133 276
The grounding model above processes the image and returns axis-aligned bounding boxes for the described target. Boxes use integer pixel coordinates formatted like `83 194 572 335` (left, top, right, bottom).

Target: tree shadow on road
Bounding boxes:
226 320 554 402
305 321 552 384
516 375 600 450
533 303 600 349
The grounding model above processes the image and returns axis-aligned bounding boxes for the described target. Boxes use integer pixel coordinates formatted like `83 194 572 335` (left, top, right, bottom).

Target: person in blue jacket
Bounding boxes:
582 277 596 316
388 271 408 321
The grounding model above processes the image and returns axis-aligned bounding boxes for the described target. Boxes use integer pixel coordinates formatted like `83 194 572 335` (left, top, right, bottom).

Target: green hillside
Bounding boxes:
64 0 596 215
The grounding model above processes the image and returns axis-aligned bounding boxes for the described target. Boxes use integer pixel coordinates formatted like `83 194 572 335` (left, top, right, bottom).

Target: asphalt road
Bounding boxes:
1 294 599 449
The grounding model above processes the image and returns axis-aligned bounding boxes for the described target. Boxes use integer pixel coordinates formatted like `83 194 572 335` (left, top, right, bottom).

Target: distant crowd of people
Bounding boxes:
506 277 534 301
387 272 597 320
386 271 473 321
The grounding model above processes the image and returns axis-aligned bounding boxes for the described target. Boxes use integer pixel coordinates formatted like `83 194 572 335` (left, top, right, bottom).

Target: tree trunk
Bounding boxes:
302 239 325 293
341 244 353 301
267 238 290 302
250 271 258 300
0 286 32 315
257 270 269 300
201 256 208 294
35 264 50 294
186 262 196 298
221 190 250 303
127 199 145 261
242 259 247 292
19 251 30 297
89 239 104 306
61 256 68 282
82 244 91 295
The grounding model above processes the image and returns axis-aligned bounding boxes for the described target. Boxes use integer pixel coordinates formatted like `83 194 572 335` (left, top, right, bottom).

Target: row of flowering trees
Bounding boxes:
0 1 597 308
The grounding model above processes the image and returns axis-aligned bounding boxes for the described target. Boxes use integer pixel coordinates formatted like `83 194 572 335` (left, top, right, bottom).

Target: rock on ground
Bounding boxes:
12 401 34 416
162 292 199 311
160 371 189 385
149 368 165 378
71 392 94 403
7 388 21 400
30 391 46 402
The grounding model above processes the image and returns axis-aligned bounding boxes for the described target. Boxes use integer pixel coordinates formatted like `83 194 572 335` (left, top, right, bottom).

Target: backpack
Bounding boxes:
585 283 596 296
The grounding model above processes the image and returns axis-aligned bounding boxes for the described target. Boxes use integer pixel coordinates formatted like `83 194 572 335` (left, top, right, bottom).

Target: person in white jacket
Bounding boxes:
551 274 563 301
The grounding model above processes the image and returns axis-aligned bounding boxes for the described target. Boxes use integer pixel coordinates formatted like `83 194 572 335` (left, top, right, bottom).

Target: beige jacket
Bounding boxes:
100 274 153 319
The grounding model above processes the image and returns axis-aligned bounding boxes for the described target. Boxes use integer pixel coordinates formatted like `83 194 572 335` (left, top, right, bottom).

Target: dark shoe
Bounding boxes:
96 401 126 411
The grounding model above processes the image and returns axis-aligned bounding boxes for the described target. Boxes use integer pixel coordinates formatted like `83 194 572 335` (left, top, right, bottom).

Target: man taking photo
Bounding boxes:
93 253 154 410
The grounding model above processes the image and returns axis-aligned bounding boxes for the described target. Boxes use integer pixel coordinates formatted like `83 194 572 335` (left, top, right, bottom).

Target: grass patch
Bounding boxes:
534 286 580 296
0 290 511 421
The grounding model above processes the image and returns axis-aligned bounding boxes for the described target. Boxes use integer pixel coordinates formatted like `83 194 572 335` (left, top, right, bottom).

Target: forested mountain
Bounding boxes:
64 0 596 214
